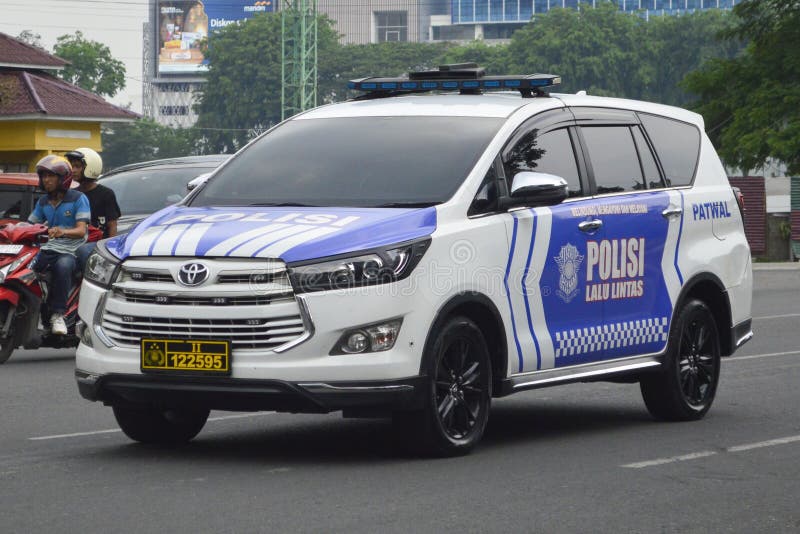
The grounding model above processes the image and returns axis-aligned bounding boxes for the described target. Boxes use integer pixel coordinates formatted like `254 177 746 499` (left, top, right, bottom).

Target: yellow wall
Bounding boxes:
0 120 104 172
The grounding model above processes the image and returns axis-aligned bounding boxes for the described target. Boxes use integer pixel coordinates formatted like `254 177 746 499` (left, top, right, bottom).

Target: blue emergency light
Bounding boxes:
348 63 561 99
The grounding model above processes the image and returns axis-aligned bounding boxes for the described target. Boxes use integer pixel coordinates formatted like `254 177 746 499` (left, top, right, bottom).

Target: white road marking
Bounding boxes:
622 451 717 469
727 434 800 452
28 412 275 441
728 350 800 361
753 313 800 321
623 434 800 468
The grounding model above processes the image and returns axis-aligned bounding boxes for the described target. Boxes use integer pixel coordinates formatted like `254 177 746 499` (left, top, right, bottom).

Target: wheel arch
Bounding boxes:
673 272 733 356
421 292 508 394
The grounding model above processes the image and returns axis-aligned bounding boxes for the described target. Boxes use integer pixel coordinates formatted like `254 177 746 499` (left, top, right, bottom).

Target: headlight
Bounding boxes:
289 238 430 293
0 253 32 283
84 243 121 288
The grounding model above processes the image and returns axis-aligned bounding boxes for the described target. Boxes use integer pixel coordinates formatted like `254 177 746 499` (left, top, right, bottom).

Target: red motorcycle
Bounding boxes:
0 223 90 363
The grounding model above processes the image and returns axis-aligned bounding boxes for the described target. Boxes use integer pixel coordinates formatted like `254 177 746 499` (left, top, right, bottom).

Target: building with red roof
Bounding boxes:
0 32 138 172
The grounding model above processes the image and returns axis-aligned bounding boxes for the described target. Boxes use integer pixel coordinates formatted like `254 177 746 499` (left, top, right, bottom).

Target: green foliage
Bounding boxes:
53 31 126 98
684 0 800 174
505 2 736 104
441 40 509 74
15 30 45 50
321 41 453 101
101 119 198 171
507 3 646 97
196 13 340 152
639 9 740 106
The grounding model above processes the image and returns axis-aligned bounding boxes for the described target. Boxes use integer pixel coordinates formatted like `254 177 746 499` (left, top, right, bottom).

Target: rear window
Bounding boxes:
639 114 701 187
190 116 503 208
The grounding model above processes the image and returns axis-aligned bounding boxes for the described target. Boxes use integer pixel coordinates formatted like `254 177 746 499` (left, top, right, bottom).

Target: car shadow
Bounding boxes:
89 396 655 465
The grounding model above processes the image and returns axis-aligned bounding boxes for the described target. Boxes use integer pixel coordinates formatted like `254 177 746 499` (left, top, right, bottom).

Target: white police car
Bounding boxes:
76 65 752 456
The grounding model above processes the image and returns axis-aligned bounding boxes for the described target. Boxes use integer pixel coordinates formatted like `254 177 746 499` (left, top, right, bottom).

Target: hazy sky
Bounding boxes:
1 0 149 113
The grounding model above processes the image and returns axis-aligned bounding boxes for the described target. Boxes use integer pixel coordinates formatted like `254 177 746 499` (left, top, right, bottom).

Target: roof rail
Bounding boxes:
348 64 561 100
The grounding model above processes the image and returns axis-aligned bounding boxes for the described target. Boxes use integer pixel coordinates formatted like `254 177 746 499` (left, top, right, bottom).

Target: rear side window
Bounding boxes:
639 114 701 187
581 126 644 194
631 126 664 189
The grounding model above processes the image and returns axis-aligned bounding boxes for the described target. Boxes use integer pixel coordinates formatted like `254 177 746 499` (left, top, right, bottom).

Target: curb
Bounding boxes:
752 262 800 271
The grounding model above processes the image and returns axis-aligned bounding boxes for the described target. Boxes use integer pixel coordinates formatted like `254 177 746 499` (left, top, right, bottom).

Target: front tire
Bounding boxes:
640 299 721 421
0 302 15 364
113 404 210 445
394 316 492 457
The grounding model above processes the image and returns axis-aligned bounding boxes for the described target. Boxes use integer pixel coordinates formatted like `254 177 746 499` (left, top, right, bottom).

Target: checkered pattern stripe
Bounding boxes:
554 317 669 358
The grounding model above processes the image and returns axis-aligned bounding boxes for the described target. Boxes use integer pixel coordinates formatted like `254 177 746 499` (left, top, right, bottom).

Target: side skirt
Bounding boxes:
497 354 663 397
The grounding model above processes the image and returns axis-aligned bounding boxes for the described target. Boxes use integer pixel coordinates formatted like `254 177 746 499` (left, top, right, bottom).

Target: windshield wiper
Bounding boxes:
374 202 439 208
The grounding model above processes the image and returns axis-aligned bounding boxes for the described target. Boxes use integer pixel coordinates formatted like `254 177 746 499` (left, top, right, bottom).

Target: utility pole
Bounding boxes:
281 0 317 121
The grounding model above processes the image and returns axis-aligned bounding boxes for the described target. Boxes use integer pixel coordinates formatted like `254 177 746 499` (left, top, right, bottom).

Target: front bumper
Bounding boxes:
76 369 428 414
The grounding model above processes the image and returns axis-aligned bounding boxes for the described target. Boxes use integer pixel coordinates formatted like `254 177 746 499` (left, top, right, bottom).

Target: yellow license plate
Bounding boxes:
141 339 231 375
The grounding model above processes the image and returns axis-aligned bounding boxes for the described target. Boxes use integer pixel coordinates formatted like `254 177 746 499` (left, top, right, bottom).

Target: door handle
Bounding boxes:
578 219 602 233
662 206 682 219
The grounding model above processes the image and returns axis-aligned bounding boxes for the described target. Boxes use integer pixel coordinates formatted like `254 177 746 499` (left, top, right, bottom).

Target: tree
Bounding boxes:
441 40 509 75
506 3 647 97
639 9 740 107
683 0 800 174
101 119 198 170
16 30 45 50
320 41 452 102
53 31 126 98
196 13 340 152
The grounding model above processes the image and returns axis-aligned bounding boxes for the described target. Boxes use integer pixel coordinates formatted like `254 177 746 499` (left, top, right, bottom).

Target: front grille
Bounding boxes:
114 289 295 306
102 258 308 351
101 310 306 350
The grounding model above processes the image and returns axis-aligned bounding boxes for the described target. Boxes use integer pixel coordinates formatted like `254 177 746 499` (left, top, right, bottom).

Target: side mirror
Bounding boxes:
187 173 211 192
502 171 568 209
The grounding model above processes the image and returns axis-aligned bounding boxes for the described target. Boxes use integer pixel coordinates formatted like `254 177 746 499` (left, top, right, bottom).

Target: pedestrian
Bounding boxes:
28 155 90 336
65 148 120 272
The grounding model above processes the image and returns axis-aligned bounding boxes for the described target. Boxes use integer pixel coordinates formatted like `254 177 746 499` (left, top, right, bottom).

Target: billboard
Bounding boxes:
157 0 275 74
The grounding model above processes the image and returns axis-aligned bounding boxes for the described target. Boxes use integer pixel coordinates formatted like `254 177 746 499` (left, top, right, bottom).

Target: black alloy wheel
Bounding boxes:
394 316 492 456
641 299 721 421
434 335 486 440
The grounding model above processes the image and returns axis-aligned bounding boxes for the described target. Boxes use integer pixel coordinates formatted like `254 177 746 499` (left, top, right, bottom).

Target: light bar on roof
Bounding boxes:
348 74 561 93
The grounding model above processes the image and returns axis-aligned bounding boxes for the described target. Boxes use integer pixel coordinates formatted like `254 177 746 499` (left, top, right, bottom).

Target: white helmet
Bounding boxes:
65 147 103 180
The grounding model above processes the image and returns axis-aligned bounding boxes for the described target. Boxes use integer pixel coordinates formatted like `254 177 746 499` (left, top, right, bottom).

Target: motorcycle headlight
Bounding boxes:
0 253 32 283
289 239 430 293
84 243 121 289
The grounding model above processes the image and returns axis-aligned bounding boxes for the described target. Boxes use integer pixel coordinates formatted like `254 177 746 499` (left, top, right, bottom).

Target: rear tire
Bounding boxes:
393 316 492 457
640 299 721 421
113 404 209 445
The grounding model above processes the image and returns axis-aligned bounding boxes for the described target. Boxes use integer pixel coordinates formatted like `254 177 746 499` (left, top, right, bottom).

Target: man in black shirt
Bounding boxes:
65 148 121 272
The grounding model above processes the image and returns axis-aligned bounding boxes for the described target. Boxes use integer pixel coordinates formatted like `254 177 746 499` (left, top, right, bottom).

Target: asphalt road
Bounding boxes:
1 267 798 533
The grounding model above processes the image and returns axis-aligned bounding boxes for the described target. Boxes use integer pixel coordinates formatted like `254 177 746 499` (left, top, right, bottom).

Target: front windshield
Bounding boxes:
102 166 217 215
190 116 503 208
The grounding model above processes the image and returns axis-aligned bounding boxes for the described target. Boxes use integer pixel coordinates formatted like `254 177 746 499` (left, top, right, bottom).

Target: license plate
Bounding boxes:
141 339 231 375
0 244 23 255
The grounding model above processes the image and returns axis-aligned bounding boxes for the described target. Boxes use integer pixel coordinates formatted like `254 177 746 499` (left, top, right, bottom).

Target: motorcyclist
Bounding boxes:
65 148 119 273
27 155 90 336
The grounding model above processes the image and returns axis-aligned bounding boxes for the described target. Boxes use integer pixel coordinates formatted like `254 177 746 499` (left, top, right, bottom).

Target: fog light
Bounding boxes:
364 321 401 352
344 332 369 353
78 321 93 347
333 319 403 355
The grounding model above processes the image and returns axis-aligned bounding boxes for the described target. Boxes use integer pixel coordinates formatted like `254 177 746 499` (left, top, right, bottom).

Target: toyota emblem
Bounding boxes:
178 262 210 286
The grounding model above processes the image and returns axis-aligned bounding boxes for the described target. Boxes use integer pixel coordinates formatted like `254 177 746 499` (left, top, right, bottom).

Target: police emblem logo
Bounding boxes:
554 243 584 303
65 210 72 216
143 342 166 367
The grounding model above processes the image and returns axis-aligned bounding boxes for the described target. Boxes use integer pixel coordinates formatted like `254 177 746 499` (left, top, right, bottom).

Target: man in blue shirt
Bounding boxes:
28 155 91 336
